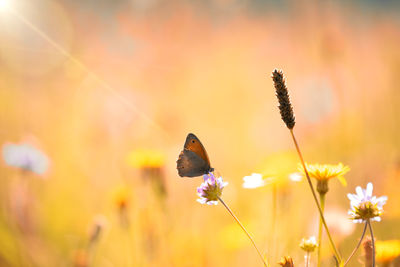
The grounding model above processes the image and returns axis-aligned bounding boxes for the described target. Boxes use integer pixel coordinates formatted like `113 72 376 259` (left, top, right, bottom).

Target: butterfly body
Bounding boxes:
177 133 213 177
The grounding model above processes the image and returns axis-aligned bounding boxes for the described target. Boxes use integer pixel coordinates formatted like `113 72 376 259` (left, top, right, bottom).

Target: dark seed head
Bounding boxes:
272 69 296 129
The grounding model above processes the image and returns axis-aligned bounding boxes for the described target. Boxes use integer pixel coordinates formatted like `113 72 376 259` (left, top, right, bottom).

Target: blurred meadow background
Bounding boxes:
1 0 400 266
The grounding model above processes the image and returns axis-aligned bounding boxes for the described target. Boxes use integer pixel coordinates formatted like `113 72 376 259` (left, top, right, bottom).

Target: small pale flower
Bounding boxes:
242 173 266 189
300 236 318 252
2 142 49 175
197 173 228 205
347 182 387 223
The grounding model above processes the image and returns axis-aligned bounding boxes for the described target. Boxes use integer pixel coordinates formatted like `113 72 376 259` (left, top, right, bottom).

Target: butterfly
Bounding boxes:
177 133 214 177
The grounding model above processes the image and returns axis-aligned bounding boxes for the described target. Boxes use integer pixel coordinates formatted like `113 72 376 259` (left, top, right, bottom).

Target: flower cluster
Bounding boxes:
2 142 49 175
197 173 228 205
347 182 387 223
299 236 318 253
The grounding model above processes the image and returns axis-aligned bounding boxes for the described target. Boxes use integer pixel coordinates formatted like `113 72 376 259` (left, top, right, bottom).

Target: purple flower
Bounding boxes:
197 173 228 205
347 182 387 223
2 143 49 175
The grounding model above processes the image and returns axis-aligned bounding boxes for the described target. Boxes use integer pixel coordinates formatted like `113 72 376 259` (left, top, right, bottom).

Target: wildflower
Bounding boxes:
2 142 49 175
347 183 387 223
300 236 318 253
126 149 167 197
272 69 295 129
199 173 267 266
300 163 350 194
112 185 131 211
278 256 294 267
197 173 228 205
112 185 131 227
375 240 400 264
257 151 301 190
301 163 349 267
289 172 303 182
242 173 266 189
301 163 349 185
126 149 165 169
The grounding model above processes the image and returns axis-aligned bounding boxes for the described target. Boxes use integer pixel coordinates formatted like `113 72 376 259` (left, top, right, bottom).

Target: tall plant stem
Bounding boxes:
218 197 268 267
317 193 326 267
289 129 342 264
343 222 368 266
367 220 375 267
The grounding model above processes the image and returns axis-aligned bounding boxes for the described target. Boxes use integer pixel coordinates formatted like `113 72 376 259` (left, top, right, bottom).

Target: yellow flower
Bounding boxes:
112 185 131 210
300 236 318 252
258 151 300 190
299 163 350 186
278 256 294 267
126 149 165 169
376 240 400 263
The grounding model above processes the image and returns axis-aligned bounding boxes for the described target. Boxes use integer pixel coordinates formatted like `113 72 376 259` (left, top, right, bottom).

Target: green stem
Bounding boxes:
317 193 326 267
367 220 375 267
218 197 268 267
289 129 342 264
343 222 368 266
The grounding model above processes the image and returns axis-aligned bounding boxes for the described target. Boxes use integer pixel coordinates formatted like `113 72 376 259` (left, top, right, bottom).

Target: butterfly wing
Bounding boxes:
177 149 210 177
183 133 211 166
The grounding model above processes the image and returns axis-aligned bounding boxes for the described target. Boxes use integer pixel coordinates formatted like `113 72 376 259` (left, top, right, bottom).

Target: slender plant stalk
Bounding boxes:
289 129 342 264
271 184 277 259
218 197 268 267
317 193 326 267
343 222 368 266
367 220 375 267
305 252 310 267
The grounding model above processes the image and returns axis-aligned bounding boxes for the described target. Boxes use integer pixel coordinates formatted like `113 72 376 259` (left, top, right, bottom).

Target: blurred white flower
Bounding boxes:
2 143 49 175
289 172 303 182
242 173 266 189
